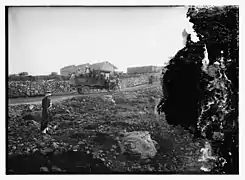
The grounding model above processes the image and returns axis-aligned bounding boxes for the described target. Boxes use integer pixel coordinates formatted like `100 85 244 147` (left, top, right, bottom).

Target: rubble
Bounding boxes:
7 86 211 174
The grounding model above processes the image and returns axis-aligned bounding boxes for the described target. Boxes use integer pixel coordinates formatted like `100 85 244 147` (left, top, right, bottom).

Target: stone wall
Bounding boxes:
8 73 160 98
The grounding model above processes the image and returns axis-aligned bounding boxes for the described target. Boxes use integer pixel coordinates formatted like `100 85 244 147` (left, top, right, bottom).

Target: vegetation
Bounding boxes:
18 72 29 76
187 6 239 174
157 5 239 173
187 6 238 92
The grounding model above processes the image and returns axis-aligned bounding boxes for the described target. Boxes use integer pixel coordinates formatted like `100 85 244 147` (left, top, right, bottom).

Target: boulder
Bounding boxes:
118 131 158 161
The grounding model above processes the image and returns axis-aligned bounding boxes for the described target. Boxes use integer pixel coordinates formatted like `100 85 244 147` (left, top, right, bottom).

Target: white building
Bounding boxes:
60 65 77 76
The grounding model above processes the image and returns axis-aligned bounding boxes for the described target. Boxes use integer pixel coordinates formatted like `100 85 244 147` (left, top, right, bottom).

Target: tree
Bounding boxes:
18 72 29 76
187 6 238 92
186 6 239 173
157 6 239 173
50 72 58 76
186 5 239 128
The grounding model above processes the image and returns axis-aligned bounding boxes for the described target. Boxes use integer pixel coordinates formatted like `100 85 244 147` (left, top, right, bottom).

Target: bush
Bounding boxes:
18 72 29 76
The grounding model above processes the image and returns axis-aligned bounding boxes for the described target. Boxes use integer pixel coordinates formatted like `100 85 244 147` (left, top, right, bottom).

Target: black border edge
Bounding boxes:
6 5 9 175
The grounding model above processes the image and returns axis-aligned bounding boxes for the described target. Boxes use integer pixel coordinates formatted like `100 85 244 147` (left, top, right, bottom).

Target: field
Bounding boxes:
7 85 212 174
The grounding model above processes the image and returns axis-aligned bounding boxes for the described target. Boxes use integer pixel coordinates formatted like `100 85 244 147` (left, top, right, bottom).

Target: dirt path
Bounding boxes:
9 83 160 106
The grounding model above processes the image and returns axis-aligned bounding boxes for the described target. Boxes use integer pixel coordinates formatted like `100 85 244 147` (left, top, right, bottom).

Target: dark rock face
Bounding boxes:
158 39 206 132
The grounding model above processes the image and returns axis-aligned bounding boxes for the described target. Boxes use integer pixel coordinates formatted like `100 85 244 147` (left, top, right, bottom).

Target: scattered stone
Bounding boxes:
40 167 49 172
41 147 53 155
54 150 60 156
147 166 154 171
52 166 62 172
73 145 80 151
8 86 213 173
78 141 85 145
53 142 59 149
40 142 45 147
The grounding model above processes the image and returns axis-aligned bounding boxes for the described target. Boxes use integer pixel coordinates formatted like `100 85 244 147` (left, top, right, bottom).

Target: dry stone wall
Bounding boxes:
8 73 160 98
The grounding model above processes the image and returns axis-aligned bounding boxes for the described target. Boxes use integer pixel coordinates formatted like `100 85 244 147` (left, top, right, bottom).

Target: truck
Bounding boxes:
70 69 120 94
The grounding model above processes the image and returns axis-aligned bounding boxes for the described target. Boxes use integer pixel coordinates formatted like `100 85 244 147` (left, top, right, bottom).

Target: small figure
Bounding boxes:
70 73 75 86
40 91 52 134
85 66 91 77
116 76 121 90
149 75 153 85
76 68 82 76
105 76 110 91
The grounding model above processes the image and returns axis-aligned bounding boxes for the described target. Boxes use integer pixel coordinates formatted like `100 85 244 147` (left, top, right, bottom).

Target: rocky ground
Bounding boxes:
7 86 214 174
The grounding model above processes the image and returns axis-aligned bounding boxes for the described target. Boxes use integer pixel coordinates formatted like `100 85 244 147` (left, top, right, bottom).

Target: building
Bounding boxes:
90 61 117 74
155 66 165 72
76 63 90 72
60 61 117 77
60 65 77 76
127 65 159 74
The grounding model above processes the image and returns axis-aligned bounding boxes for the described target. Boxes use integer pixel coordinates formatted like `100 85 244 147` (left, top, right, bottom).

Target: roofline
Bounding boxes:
77 63 90 66
90 61 118 69
105 61 118 69
60 65 76 70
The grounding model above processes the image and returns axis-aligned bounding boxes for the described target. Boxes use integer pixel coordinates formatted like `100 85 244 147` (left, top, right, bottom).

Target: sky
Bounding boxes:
8 6 192 75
